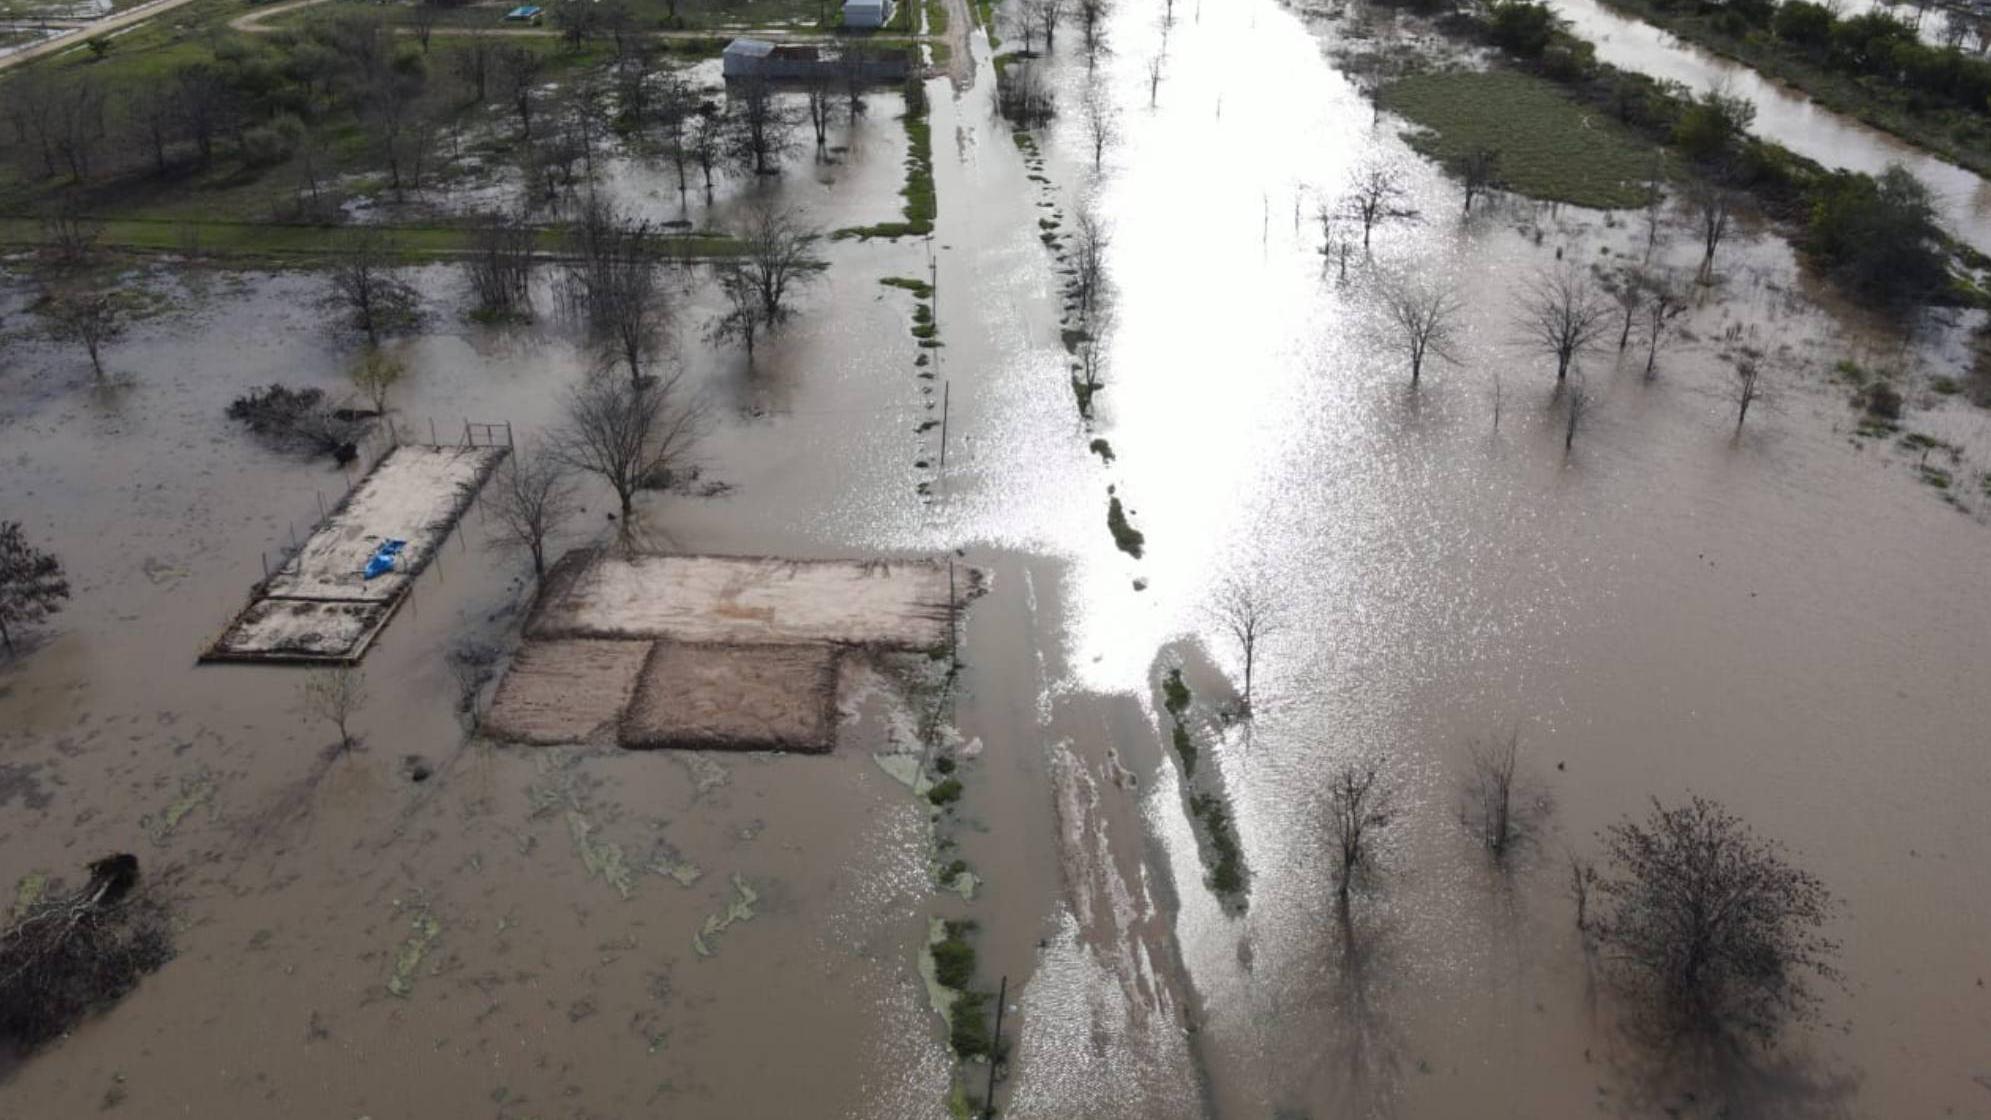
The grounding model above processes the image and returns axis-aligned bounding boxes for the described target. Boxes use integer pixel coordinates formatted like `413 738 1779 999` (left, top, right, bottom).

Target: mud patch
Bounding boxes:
484 639 653 745
622 643 841 752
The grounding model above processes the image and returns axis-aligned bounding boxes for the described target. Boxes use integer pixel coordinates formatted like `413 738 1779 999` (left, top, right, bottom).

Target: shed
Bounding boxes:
721 37 777 79
841 0 895 29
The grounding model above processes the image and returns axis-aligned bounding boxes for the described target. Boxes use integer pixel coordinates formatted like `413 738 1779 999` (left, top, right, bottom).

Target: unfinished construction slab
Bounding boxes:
621 643 841 752
203 443 508 664
528 551 967 651
261 444 508 603
485 639 654 745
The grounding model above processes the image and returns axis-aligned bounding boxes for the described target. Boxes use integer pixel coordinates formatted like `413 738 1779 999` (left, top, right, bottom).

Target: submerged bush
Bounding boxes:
0 855 174 1052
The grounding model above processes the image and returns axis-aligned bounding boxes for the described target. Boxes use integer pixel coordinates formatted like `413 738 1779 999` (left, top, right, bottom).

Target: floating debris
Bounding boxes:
567 811 635 900
691 875 760 958
386 907 441 998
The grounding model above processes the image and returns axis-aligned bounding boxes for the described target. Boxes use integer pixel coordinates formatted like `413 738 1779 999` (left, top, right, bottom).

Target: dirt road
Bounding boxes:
0 0 202 72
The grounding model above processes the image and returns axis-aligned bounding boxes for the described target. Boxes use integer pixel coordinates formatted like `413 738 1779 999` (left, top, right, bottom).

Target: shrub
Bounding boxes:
1488 0 1558 57
927 777 964 806
1807 165 1947 303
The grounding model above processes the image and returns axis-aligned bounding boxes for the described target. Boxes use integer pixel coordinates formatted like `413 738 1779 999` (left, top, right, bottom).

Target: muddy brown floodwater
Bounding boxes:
5 0 1991 1116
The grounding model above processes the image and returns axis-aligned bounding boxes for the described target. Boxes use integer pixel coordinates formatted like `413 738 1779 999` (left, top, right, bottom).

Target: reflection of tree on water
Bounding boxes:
1600 1033 1860 1120
1308 894 1410 1120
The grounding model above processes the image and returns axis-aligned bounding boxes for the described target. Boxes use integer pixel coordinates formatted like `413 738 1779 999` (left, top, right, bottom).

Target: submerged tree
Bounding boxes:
1325 761 1396 907
1460 146 1501 214
1461 730 1548 861
0 522 71 655
1689 182 1738 285
1069 205 1111 323
1379 276 1461 386
1516 265 1611 383
300 666 367 751
1731 354 1768 429
465 211 538 320
1342 161 1417 252
0 854 174 1051
1593 796 1840 1046
1639 268 1689 380
1209 576 1283 716
42 284 124 381
726 75 800 177
328 230 419 345
554 370 705 518
563 197 672 385
487 442 576 580
733 202 825 327
348 346 404 415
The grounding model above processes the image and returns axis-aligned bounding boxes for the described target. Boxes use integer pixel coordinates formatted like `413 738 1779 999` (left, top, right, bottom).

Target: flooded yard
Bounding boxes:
3 0 1990 1116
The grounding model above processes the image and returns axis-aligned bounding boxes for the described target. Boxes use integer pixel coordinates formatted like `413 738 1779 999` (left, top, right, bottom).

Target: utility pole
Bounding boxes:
939 381 950 472
981 974 1007 1120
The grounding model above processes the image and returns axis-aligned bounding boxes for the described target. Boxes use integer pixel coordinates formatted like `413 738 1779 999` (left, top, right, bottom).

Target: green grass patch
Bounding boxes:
834 83 935 240
1107 495 1144 558
922 0 948 35
926 777 963 806
1379 68 1658 210
931 921 976 989
1088 437 1114 463
880 275 935 297
949 990 993 1058
0 216 739 262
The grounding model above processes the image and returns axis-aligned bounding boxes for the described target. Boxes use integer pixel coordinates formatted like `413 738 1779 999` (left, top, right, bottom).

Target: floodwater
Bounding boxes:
4 0 1991 1117
1545 0 1991 251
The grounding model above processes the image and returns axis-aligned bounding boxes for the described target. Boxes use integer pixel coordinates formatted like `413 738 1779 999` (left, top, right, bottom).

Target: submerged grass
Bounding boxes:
1379 68 1657 210
1107 495 1145 558
835 82 935 240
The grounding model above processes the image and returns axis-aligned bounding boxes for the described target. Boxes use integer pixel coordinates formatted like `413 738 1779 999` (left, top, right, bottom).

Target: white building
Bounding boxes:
841 0 895 29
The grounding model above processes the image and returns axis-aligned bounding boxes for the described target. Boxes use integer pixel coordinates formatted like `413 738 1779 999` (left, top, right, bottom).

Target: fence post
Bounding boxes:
429 418 438 446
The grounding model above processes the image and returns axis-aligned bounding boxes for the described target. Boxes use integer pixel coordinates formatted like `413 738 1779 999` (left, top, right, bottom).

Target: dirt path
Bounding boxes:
229 0 938 44
0 0 202 72
939 0 975 85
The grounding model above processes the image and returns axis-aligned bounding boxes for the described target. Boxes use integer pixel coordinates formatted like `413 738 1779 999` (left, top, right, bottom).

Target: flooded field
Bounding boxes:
3 0 1991 1116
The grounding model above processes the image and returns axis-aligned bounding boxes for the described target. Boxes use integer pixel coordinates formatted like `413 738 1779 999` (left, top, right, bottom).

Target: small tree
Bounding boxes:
1689 182 1737 285
43 285 124 380
300 666 367 751
733 202 825 326
563 198 672 385
690 107 726 198
1564 374 1590 451
1342 161 1417 252
465 211 538 320
1593 796 1839 1046
1379 277 1461 386
1639 269 1688 380
1082 88 1118 171
1460 146 1501 214
726 75 800 177
1731 355 1766 429
1461 730 1547 861
708 263 768 362
1599 264 1644 352
1146 55 1164 107
803 69 839 151
487 442 576 579
554 371 705 518
0 522 71 655
1325 761 1396 906
1516 264 1611 383
328 230 419 345
1209 576 1282 716
348 346 404 415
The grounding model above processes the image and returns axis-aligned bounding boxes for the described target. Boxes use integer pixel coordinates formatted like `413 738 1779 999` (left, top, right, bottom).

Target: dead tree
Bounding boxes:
328 230 419 345
734 201 825 325
1146 55 1163 107
1209 576 1282 716
465 211 538 319
1379 277 1460 386
1325 761 1396 907
300 666 367 751
1069 205 1110 322
1593 796 1840 1045
1460 146 1500 214
0 854 173 1051
1690 182 1736 284
554 370 705 518
487 441 576 579
0 522 70 655
562 198 672 385
42 285 124 380
1516 264 1611 383
1342 161 1417 252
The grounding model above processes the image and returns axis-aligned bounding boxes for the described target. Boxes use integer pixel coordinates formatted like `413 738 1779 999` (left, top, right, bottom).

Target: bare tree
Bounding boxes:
1516 264 1611 383
1731 355 1767 429
1325 761 1396 906
1640 269 1688 379
1690 182 1737 284
348 346 403 414
838 47 873 117
1209 576 1282 716
563 198 672 385
1077 0 1109 64
1146 55 1164 107
1460 146 1500 214
449 39 497 104
499 47 545 139
0 522 70 655
465 211 538 320
729 202 825 328
487 442 577 579
727 75 800 177
1593 797 1840 1045
1042 0 1067 47
1342 161 1417 252
802 69 840 154
300 666 367 751
708 263 768 363
1069 205 1110 322
43 285 124 380
1379 276 1461 386
1082 87 1118 172
1599 264 1644 352
328 230 419 345
553 371 705 518
1564 374 1589 451
1019 0 1050 52
654 73 696 197
689 107 726 198
411 0 439 52
1461 730 1550 861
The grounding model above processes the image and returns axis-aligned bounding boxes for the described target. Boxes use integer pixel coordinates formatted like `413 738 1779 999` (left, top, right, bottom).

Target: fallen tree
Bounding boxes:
0 854 174 1051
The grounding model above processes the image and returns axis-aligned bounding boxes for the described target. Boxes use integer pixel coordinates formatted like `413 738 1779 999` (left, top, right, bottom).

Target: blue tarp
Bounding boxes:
504 5 542 19
363 539 407 580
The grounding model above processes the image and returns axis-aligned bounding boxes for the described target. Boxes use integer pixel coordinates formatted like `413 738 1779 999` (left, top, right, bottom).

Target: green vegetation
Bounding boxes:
880 275 935 297
931 920 976 988
1191 793 1245 895
1379 69 1658 209
927 777 964 806
1162 668 1190 717
1592 0 1991 177
1088 437 1114 462
949 990 993 1058
923 0 948 36
0 216 737 263
1807 165 1948 304
1106 495 1144 557
835 77 935 239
